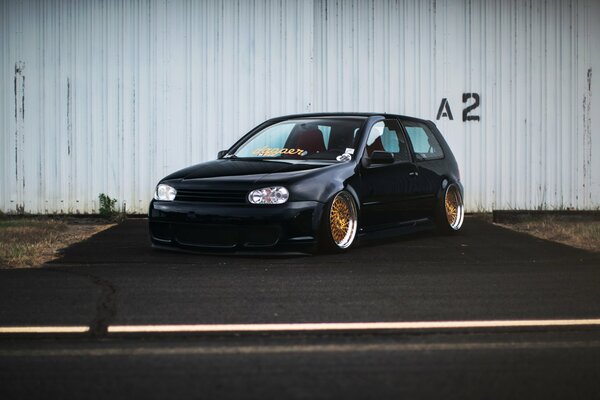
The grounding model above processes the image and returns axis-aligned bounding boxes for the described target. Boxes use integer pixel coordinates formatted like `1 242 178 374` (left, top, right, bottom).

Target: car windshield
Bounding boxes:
230 118 365 161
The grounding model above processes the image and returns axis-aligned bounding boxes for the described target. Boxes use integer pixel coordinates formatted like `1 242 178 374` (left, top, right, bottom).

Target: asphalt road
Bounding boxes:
1 216 599 399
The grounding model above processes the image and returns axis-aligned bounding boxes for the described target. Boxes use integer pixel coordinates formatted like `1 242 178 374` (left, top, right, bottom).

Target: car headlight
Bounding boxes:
248 186 289 205
154 184 177 201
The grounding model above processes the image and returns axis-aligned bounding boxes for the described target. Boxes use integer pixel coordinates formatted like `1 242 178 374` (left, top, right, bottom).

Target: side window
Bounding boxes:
365 119 410 162
318 125 332 149
403 122 444 160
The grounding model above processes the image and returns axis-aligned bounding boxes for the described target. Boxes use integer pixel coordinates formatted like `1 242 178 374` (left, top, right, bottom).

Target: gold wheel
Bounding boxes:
444 184 464 230
329 191 358 249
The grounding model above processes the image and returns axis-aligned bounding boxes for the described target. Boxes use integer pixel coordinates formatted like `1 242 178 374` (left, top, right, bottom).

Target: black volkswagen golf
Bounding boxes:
149 113 464 253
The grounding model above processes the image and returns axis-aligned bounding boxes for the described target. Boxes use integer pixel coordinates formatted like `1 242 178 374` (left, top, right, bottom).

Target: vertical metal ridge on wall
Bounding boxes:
1 0 598 213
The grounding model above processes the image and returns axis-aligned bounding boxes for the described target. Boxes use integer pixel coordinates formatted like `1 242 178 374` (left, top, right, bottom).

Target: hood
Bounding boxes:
162 159 334 184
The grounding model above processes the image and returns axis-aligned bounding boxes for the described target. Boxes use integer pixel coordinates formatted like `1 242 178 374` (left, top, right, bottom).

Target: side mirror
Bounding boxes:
369 151 395 165
217 150 228 159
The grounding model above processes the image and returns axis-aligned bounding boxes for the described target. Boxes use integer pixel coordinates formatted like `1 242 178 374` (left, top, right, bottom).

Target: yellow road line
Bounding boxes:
0 326 89 334
107 319 600 333
3 319 600 335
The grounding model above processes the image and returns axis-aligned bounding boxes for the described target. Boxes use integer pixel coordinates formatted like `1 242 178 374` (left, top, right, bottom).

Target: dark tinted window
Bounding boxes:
365 119 410 162
403 121 444 160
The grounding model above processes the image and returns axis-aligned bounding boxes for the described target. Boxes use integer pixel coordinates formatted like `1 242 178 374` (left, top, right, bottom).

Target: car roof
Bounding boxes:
270 112 431 124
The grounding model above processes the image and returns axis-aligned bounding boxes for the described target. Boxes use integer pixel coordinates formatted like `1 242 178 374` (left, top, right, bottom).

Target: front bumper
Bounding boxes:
148 200 325 253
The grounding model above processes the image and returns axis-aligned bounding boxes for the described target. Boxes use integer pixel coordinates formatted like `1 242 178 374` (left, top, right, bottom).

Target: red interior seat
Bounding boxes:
367 136 384 156
296 129 326 154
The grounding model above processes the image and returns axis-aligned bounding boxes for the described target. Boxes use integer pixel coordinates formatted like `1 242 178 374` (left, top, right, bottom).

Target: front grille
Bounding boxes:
175 189 247 203
175 225 238 248
173 223 280 248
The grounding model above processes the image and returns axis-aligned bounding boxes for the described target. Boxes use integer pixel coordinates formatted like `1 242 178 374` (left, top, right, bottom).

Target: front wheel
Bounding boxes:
435 183 464 234
319 191 359 252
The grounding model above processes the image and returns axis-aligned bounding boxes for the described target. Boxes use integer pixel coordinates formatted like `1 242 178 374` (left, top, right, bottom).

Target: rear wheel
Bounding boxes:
320 191 359 252
436 183 464 233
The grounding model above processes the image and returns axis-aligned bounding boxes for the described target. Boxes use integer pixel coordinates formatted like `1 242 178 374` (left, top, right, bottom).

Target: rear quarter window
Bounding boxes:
403 122 444 161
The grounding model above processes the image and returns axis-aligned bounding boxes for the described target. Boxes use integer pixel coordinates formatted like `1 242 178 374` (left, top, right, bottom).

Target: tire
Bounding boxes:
435 183 465 234
319 190 359 252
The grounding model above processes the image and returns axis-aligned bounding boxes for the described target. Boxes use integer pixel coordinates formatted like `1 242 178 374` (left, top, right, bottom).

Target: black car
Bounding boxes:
149 113 464 253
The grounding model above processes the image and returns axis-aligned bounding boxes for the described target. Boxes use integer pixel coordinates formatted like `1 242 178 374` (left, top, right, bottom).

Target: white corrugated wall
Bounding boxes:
1 0 599 213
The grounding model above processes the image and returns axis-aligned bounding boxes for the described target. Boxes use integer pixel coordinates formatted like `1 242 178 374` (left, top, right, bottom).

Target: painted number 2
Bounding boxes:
436 93 481 122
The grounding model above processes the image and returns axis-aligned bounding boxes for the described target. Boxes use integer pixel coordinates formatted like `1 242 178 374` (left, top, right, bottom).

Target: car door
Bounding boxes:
358 119 422 230
400 119 445 217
